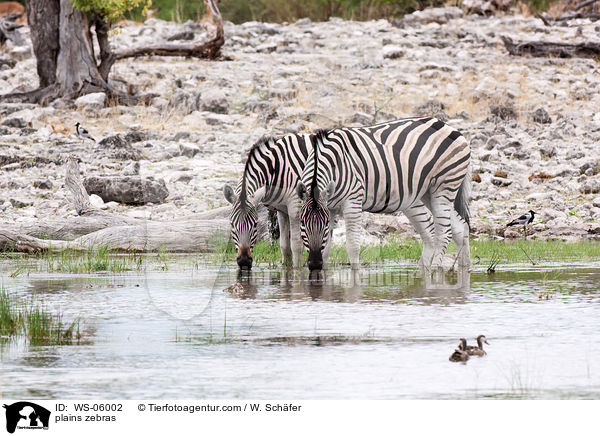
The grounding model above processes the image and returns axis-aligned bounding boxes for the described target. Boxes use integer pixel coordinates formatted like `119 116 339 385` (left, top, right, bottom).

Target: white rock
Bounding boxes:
89 194 106 209
75 92 106 110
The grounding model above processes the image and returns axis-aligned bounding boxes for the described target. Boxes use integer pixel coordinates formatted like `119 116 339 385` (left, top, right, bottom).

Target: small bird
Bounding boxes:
507 210 536 237
449 338 469 362
75 122 95 142
465 335 489 356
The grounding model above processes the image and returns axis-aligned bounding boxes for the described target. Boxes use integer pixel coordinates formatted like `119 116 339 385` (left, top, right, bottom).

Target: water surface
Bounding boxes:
1 259 599 399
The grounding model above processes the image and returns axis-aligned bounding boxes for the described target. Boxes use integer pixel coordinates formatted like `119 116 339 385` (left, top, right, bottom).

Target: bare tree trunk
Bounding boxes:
25 0 59 88
94 16 116 83
2 0 224 105
55 0 107 97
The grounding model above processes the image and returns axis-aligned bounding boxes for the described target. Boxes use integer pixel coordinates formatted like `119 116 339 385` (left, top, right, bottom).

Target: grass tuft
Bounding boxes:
0 289 81 346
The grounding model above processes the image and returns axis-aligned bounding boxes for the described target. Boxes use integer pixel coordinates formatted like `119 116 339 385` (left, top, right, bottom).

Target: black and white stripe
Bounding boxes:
296 117 471 271
224 134 311 269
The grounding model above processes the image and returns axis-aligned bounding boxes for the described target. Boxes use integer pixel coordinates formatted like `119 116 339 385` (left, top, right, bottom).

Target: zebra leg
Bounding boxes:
277 210 293 267
322 212 338 269
450 209 471 268
429 192 454 269
288 205 304 269
343 203 363 270
403 201 435 269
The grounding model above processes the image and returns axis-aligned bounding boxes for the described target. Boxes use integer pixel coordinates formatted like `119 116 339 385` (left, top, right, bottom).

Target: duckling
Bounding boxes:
465 335 489 356
449 338 469 362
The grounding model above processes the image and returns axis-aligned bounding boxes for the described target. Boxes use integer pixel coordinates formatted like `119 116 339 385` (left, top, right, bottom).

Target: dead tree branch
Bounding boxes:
113 0 224 63
501 35 600 59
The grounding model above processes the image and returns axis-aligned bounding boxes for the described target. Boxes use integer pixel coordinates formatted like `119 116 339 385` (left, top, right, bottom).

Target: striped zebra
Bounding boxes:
223 134 311 269
296 117 471 271
223 130 436 270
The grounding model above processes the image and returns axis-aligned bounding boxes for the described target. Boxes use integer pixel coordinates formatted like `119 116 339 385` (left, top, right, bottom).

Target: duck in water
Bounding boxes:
449 338 469 363
465 335 489 356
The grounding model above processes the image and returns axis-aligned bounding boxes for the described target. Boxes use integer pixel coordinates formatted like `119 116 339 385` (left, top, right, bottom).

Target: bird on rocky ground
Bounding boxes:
449 338 469 363
465 335 489 357
75 122 95 142
507 210 536 237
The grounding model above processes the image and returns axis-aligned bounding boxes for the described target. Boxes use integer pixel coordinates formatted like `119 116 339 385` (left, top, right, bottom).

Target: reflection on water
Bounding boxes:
224 267 471 305
1 261 600 399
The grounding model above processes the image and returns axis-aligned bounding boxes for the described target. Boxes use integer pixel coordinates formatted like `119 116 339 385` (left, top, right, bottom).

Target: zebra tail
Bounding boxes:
454 169 471 229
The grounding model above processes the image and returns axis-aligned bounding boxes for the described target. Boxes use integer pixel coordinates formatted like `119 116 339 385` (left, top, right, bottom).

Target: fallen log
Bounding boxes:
538 12 600 23
0 219 229 253
0 155 269 253
501 36 600 59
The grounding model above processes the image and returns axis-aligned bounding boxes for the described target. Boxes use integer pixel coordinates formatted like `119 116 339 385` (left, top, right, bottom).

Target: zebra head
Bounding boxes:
223 184 265 270
296 129 335 271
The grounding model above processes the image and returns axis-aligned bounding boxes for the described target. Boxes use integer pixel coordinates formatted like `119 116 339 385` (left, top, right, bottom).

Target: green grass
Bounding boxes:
40 245 143 274
214 237 600 266
5 238 600 275
0 289 81 346
471 239 600 264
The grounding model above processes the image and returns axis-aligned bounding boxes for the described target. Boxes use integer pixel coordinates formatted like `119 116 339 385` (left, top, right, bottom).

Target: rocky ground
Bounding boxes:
1 8 600 246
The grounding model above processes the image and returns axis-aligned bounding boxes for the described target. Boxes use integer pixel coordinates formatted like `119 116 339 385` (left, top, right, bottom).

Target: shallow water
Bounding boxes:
1 259 600 399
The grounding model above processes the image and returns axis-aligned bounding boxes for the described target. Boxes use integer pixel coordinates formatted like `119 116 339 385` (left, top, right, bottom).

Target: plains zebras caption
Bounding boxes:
296 117 471 271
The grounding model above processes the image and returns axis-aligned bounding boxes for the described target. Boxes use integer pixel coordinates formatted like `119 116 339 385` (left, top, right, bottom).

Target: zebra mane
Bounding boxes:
240 136 275 208
310 129 329 201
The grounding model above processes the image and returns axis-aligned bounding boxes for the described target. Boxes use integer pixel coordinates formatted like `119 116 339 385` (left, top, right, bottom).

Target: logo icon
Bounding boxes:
3 402 50 434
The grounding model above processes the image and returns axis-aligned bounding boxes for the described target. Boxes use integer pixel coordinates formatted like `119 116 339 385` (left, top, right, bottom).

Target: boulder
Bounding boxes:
83 176 169 205
2 108 35 127
75 92 106 111
200 89 228 113
532 108 552 124
490 104 516 120
382 46 405 59
33 179 53 190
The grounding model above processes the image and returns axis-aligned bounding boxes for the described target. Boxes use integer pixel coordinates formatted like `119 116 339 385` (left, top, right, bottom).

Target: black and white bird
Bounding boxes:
75 122 95 142
507 210 536 234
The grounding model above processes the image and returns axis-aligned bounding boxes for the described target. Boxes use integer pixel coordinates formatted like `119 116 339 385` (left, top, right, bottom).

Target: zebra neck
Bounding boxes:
242 162 274 201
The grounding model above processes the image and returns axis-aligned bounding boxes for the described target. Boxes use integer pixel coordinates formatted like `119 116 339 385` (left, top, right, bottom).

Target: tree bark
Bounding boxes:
25 0 59 88
55 0 107 98
94 16 116 83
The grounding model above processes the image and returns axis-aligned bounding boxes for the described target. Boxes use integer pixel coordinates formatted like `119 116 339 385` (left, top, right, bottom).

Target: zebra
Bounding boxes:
296 117 471 271
223 134 311 269
223 126 449 270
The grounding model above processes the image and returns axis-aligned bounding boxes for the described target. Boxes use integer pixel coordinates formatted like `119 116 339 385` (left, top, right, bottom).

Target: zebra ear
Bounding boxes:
296 182 307 201
223 185 237 204
251 187 266 205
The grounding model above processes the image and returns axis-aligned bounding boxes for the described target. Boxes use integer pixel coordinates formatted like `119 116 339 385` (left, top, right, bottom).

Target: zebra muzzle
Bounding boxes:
237 245 253 270
307 250 323 271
